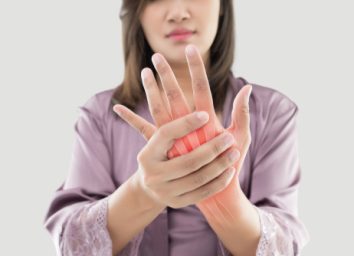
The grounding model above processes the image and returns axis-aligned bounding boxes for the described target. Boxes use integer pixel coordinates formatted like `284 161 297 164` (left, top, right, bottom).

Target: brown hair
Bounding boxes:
111 0 235 115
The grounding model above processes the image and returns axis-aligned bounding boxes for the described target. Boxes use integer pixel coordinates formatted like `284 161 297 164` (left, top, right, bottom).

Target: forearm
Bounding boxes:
107 172 166 255
201 185 261 256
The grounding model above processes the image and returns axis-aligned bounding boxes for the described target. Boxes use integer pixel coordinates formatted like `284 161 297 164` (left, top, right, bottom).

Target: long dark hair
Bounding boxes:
111 0 235 115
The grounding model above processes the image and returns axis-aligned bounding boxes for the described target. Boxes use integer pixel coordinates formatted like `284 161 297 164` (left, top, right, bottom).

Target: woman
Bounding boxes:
43 0 309 255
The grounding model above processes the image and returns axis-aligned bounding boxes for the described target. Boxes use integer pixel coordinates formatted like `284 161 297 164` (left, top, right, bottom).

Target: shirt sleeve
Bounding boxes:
250 95 310 255
43 95 144 256
217 93 309 256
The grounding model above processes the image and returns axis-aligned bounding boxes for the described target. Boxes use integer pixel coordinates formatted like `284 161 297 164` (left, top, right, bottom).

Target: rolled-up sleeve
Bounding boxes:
250 95 310 255
43 95 144 256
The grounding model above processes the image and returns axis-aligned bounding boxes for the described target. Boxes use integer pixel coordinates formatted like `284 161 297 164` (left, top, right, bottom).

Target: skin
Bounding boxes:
109 1 261 255
113 44 259 256
139 0 220 106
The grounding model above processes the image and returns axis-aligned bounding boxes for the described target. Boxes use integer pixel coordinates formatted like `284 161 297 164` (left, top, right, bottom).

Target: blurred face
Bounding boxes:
140 0 221 68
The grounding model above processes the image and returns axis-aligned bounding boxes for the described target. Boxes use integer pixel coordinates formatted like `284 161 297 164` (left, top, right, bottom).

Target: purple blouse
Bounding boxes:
43 73 309 255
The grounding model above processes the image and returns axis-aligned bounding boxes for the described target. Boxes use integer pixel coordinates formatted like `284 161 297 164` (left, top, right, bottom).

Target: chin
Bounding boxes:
168 56 189 66
161 51 187 64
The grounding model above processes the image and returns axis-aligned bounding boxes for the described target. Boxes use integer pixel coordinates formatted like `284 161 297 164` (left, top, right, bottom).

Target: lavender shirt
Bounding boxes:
43 73 309 255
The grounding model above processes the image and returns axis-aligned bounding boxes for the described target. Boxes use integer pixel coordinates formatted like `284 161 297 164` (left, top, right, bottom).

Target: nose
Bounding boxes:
166 1 191 23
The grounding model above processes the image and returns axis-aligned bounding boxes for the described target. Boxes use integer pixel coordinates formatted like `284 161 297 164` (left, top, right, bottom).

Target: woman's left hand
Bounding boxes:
113 44 252 219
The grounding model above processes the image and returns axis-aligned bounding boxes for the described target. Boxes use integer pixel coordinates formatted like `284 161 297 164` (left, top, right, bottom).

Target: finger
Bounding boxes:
151 53 191 118
167 144 240 197
170 166 236 208
151 111 209 159
113 104 156 141
185 44 218 141
152 53 201 151
142 67 192 155
185 44 215 116
226 85 252 177
164 131 238 180
230 84 252 134
141 67 172 127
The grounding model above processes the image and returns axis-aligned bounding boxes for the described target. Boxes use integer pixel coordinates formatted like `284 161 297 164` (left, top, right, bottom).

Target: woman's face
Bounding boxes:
140 0 221 67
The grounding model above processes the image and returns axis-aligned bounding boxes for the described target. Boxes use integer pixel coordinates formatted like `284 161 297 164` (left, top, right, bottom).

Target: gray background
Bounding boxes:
0 0 353 255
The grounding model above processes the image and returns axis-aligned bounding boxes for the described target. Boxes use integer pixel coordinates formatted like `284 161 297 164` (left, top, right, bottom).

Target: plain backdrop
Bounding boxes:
0 0 353 255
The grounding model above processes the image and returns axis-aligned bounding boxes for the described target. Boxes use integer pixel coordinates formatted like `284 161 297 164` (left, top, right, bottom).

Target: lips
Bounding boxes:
167 28 195 37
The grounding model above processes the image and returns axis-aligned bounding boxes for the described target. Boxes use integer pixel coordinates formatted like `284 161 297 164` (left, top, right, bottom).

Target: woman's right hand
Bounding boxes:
133 111 239 209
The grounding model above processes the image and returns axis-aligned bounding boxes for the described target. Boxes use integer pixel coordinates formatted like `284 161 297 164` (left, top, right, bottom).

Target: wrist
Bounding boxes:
128 172 166 213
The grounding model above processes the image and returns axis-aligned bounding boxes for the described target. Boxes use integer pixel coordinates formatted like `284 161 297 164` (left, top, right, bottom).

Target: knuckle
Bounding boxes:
157 127 169 139
151 104 163 116
212 143 223 156
241 105 250 115
138 124 147 137
166 90 180 102
194 78 208 92
185 116 197 131
225 152 235 165
192 173 206 186
159 65 169 75
184 156 199 171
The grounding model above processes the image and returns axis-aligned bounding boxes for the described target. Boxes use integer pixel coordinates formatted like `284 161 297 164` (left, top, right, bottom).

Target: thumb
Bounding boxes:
230 84 252 133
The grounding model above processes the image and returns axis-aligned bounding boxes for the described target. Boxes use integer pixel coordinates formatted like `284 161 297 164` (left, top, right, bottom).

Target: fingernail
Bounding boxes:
141 68 149 80
223 133 235 147
195 111 209 121
152 54 161 66
114 105 122 115
228 150 240 161
186 45 196 57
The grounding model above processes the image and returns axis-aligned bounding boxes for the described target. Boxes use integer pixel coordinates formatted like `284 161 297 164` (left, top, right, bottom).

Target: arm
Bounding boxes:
218 95 310 255
107 172 165 255
43 95 161 256
114 51 260 254
199 184 261 256
251 101 310 255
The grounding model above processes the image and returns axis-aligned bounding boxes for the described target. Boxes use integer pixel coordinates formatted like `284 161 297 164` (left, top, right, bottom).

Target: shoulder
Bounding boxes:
229 74 299 117
229 74 300 151
228 75 300 161
80 87 117 121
